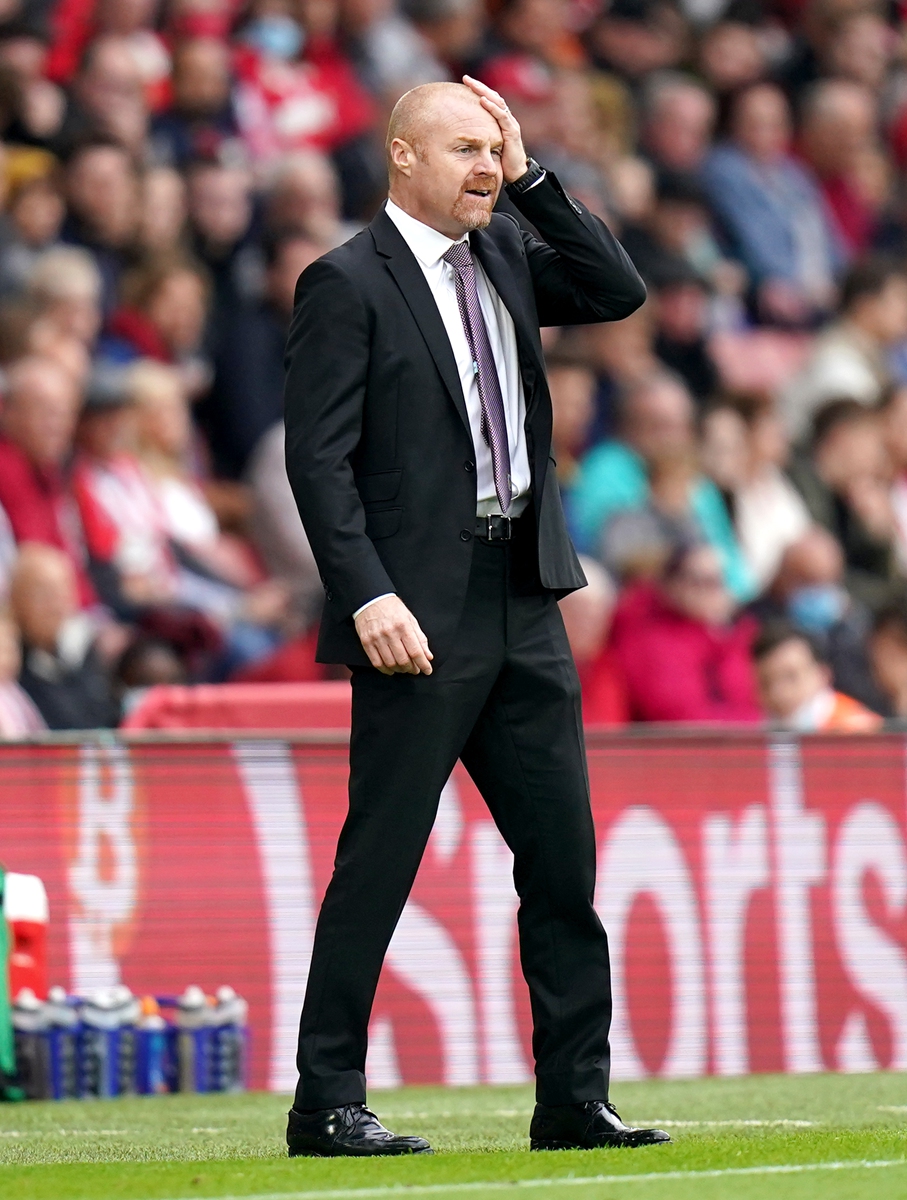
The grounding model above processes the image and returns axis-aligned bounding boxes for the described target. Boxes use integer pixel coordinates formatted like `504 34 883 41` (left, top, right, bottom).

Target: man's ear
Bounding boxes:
390 137 415 177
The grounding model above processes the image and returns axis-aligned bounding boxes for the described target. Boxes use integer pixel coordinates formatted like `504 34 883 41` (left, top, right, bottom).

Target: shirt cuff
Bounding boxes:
353 593 396 619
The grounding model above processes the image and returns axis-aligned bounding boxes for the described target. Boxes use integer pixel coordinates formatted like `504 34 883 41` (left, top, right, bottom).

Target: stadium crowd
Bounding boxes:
1 0 907 732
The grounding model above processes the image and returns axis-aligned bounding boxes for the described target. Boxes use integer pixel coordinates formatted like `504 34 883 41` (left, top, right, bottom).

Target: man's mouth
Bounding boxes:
465 189 492 198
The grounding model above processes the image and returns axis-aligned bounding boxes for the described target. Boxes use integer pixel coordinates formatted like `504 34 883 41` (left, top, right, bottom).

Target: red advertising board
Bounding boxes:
2 732 906 1091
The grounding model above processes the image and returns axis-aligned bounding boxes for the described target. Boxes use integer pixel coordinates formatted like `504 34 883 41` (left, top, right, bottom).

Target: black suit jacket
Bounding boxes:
284 171 645 666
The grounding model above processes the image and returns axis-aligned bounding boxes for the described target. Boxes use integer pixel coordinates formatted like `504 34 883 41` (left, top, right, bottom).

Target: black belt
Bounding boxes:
475 514 516 541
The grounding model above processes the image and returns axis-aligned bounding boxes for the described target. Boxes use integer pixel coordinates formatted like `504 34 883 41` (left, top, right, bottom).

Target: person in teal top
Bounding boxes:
567 373 755 603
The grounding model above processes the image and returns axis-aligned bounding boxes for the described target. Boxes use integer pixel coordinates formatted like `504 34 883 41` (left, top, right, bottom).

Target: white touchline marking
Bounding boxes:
192 1128 227 1134
636 1119 817 1128
879 1106 907 1112
160 1157 907 1200
0 1129 131 1137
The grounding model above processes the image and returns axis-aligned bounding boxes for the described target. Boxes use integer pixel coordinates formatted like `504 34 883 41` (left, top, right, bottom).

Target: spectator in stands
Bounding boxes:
869 602 907 721
881 384 907 575
707 394 812 593
798 79 881 258
702 82 841 327
26 244 101 349
205 233 323 478
639 72 716 174
0 147 64 295
558 557 628 725
131 359 290 671
72 367 180 614
753 621 881 732
788 398 899 610
0 612 45 737
137 165 188 256
619 169 745 314
569 370 752 598
751 525 886 714
186 159 259 313
57 34 148 155
547 349 596 492
587 0 686 87
61 137 140 315
609 540 760 723
245 418 323 630
263 151 359 247
100 254 211 400
647 257 720 402
781 257 907 439
0 355 96 607
697 18 767 97
149 37 238 169
115 634 187 718
10 542 119 730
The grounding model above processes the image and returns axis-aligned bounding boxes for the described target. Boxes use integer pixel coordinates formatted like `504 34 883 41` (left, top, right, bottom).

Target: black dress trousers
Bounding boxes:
294 523 612 1109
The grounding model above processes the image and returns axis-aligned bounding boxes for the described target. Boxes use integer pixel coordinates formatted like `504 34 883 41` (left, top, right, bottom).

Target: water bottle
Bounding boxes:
80 985 143 1098
210 986 248 1093
12 988 50 1099
175 986 212 1093
45 986 80 1100
136 997 172 1095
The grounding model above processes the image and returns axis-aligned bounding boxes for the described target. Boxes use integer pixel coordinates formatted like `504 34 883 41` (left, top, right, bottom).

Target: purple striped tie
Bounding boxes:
443 241 512 514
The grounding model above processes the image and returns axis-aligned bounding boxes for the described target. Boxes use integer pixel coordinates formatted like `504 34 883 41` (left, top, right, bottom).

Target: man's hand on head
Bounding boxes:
354 595 434 676
463 75 530 185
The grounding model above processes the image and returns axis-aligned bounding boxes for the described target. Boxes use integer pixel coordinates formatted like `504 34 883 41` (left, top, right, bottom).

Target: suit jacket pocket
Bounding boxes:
365 506 402 540
357 468 402 504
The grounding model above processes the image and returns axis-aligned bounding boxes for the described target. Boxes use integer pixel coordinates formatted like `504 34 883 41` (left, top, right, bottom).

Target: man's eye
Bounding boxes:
492 149 503 158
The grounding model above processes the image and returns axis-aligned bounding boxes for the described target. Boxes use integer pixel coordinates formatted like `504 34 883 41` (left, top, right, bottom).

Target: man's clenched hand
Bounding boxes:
354 595 434 675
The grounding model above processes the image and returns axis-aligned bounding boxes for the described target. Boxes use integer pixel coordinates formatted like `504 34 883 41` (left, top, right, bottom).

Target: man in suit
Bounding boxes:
284 76 669 1157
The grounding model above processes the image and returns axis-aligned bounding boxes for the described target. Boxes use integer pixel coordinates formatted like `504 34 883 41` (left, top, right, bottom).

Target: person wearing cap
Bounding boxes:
284 77 668 1158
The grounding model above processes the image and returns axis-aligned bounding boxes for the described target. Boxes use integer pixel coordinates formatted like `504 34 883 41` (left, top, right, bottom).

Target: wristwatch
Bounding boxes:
506 157 546 196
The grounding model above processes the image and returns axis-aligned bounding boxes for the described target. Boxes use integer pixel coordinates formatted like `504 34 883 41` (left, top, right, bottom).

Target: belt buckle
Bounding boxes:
487 514 512 541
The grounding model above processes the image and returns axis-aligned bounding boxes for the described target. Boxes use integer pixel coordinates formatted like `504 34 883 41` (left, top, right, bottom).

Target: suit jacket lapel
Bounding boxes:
470 227 548 418
369 209 471 438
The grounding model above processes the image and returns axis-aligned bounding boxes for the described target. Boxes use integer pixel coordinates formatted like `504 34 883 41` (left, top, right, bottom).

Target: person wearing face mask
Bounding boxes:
232 0 375 166
748 525 888 714
754 622 881 732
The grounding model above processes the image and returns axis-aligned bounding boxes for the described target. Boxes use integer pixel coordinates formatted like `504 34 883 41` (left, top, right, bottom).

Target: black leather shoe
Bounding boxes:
287 1103 433 1157
530 1101 671 1150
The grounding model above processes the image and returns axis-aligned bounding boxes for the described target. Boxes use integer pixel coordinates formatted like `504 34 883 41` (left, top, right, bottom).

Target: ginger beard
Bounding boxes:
451 173 499 231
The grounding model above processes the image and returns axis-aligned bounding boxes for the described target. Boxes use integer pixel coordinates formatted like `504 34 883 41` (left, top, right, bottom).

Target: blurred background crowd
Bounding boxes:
3 0 907 733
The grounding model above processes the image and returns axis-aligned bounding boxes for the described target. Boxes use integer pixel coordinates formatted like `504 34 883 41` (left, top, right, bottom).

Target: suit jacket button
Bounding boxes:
459 529 472 541
464 460 475 472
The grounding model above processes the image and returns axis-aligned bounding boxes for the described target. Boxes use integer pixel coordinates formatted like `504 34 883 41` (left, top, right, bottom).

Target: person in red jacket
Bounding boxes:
609 540 761 724
0 355 98 609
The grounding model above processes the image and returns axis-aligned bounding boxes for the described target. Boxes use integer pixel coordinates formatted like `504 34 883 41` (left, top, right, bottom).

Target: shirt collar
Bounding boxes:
385 199 468 269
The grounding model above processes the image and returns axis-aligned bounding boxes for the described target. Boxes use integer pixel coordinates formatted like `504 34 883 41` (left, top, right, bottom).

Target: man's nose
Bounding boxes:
472 149 498 175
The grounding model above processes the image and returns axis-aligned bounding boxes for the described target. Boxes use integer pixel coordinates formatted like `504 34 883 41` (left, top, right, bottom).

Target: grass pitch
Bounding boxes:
0 1073 905 1200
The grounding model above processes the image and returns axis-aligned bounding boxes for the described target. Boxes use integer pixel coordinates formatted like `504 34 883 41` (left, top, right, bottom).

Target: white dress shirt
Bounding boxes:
354 200 533 619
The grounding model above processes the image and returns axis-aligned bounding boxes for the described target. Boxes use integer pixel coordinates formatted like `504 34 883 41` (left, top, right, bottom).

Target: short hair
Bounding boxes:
752 620 827 665
840 255 905 312
385 82 475 170
120 253 210 312
810 396 874 448
872 601 907 643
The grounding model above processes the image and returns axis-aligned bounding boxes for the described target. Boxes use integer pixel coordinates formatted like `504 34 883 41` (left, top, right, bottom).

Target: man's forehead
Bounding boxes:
425 98 503 143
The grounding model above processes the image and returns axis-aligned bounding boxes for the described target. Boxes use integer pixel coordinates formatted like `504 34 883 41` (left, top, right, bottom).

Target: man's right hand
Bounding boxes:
354 595 434 675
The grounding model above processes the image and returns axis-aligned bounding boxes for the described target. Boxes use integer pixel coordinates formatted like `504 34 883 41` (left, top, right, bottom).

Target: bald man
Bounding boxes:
284 78 666 1157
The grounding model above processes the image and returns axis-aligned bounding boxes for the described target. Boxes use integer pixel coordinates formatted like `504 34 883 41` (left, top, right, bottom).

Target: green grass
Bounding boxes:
0 1074 906 1200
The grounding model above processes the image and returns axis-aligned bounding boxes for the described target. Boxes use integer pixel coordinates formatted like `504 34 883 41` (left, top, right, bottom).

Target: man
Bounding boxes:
568 370 752 600
781 257 907 440
702 82 841 328
753 621 881 733
0 356 95 608
284 77 667 1157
